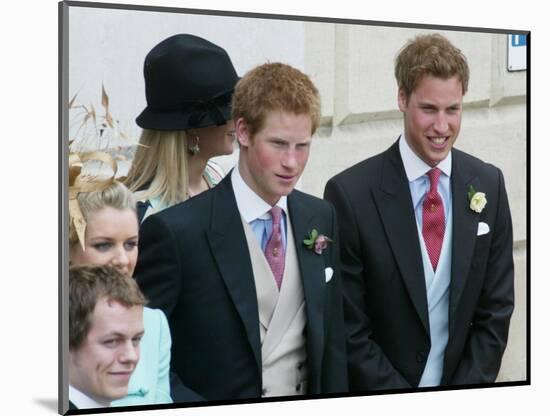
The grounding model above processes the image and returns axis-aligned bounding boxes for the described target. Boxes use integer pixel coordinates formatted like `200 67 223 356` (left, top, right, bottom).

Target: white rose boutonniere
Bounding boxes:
468 185 487 213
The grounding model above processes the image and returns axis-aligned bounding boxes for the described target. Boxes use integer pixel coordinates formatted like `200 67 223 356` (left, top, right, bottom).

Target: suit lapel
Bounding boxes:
371 142 430 334
287 191 325 390
205 174 262 372
449 150 480 332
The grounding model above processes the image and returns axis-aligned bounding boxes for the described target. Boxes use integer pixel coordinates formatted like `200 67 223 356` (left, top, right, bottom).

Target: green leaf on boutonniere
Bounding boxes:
303 228 319 248
468 185 476 201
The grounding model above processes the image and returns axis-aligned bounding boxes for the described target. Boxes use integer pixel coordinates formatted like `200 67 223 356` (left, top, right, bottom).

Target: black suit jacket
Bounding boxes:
324 141 514 390
135 172 348 401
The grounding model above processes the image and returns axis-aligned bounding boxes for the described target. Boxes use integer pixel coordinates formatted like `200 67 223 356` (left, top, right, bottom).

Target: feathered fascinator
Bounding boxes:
68 85 132 250
68 151 118 251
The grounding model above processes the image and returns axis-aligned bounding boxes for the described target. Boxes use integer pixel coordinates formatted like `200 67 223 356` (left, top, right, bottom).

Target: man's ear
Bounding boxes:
397 88 409 112
235 118 252 148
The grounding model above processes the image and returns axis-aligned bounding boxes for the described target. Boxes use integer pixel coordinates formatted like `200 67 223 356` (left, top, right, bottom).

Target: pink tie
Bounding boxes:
422 168 445 271
264 206 285 289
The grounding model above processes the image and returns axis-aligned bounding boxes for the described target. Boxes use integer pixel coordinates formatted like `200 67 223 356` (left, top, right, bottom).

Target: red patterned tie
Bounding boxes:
264 207 285 289
422 168 445 271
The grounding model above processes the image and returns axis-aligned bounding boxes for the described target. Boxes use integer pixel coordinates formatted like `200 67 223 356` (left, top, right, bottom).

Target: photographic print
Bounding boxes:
59 1 528 415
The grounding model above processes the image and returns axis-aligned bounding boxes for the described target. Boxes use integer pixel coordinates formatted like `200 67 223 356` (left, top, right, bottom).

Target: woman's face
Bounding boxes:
192 119 236 158
70 207 139 276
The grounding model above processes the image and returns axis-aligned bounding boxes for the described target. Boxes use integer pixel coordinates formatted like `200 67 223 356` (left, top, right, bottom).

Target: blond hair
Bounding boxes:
69 180 136 247
124 129 190 208
395 33 469 98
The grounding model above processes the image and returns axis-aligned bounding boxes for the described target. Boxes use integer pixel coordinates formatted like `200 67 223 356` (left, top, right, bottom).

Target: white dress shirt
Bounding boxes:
399 134 452 224
231 167 288 250
69 385 110 409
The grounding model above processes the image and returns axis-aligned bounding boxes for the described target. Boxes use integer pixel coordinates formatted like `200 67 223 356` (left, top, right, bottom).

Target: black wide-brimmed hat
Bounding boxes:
136 34 239 130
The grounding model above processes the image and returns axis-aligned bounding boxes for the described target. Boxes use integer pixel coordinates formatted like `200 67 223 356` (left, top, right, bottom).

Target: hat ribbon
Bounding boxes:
187 89 233 127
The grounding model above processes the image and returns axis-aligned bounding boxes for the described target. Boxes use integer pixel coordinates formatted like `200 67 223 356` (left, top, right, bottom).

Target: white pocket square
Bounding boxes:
477 222 490 236
325 267 334 283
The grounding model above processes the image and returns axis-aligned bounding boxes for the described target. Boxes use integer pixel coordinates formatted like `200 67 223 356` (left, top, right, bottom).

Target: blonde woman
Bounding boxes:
125 34 239 222
69 178 172 406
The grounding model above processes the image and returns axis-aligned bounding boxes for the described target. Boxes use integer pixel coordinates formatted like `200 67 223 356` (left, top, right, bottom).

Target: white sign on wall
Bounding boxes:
507 34 527 71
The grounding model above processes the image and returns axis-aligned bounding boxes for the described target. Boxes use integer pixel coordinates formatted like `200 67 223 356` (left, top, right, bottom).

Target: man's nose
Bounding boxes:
433 112 449 134
119 341 139 364
282 149 298 169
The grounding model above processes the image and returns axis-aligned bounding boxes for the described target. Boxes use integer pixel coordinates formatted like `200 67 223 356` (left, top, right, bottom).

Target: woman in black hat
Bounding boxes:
125 34 239 222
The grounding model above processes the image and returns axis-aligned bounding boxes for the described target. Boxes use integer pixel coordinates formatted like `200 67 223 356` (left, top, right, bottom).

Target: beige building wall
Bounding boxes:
69 8 527 383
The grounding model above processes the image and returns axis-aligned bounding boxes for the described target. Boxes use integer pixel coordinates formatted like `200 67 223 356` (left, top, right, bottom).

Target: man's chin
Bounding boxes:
278 183 296 196
102 381 131 400
276 176 300 190
105 387 129 401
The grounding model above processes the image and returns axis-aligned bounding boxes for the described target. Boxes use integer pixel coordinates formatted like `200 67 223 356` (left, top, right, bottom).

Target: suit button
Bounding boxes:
261 388 267 396
297 362 304 370
295 383 301 392
416 351 427 363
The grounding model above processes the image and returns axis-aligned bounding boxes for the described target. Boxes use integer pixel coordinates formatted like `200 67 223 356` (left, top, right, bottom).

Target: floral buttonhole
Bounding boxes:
303 228 333 255
468 185 487 213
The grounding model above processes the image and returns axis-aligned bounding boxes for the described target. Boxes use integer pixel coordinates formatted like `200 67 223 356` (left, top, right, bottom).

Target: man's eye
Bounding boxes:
103 339 119 347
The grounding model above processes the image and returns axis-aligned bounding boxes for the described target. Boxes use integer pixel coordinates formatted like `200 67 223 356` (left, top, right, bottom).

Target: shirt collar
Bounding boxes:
399 134 452 182
231 167 288 223
69 385 110 409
